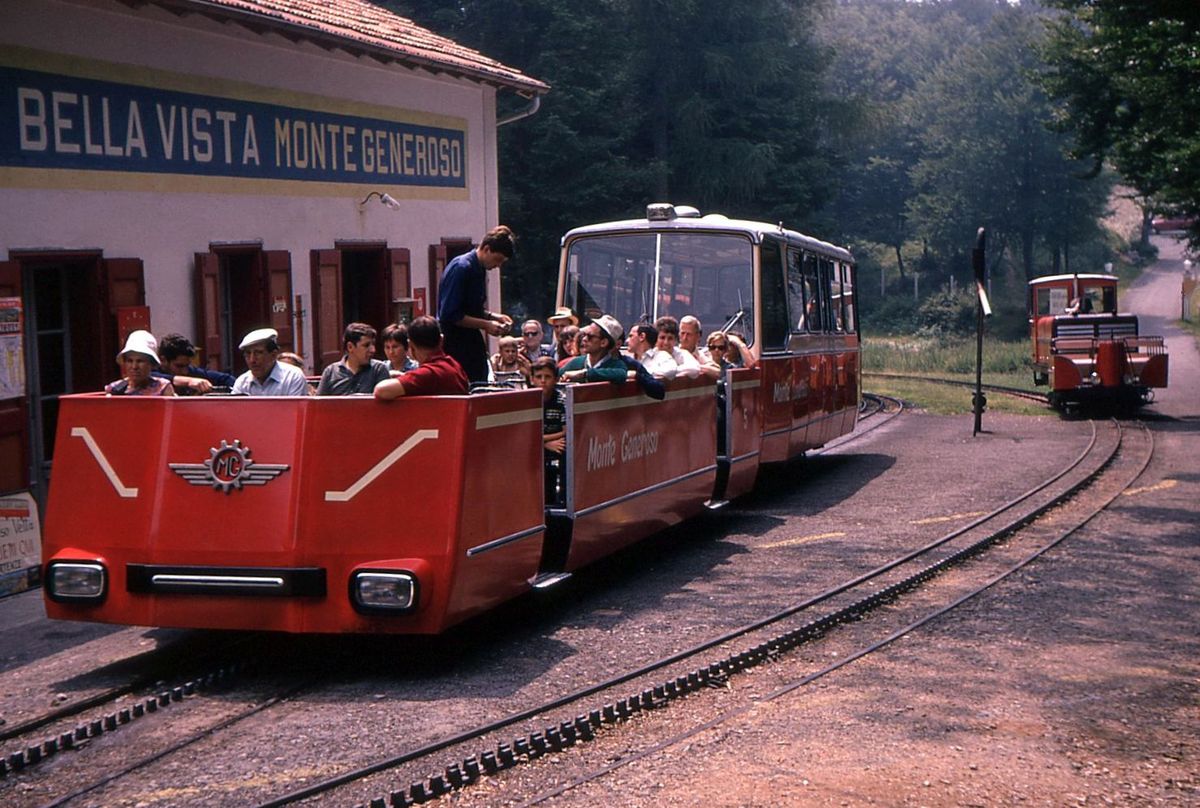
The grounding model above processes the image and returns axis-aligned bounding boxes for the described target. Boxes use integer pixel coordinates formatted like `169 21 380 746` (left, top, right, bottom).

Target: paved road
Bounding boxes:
1124 234 1199 419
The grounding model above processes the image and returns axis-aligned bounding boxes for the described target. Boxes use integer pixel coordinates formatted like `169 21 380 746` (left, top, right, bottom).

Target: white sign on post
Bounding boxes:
0 492 41 597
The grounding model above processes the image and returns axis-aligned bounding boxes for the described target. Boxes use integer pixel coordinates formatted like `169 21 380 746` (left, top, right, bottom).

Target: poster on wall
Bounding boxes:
0 492 41 597
0 297 24 400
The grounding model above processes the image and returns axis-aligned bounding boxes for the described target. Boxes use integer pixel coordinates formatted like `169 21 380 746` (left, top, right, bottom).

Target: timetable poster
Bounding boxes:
0 298 23 400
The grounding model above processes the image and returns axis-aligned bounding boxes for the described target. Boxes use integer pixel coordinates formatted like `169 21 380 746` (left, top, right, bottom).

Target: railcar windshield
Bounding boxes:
563 232 755 345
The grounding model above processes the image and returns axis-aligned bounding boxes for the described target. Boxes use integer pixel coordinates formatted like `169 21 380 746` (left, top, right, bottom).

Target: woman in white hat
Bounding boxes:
105 330 175 396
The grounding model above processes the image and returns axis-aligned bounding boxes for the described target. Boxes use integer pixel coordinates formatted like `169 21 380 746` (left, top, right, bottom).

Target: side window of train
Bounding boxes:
786 248 806 332
830 260 846 332
841 262 857 332
760 237 789 350
819 258 837 331
801 253 823 333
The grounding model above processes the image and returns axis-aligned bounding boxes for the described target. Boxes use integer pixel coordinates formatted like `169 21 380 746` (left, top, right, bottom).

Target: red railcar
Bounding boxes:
42 205 859 633
1028 273 1168 409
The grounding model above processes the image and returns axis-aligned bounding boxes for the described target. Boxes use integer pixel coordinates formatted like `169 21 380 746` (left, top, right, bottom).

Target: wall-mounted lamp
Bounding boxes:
360 191 401 210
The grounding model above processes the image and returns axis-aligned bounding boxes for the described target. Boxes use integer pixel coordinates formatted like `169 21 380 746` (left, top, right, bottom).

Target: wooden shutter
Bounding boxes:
194 251 224 370
263 250 294 352
386 247 411 323
310 249 343 371
427 244 447 317
102 258 145 310
101 257 145 375
0 261 19 297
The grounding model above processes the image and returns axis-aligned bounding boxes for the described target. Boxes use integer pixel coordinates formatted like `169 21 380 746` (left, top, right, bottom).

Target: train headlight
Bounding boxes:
350 571 418 614
46 562 107 602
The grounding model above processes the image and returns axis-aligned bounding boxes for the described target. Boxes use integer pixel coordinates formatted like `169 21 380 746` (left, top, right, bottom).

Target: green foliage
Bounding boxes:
1040 1 1200 249
863 336 1032 378
914 289 976 337
382 0 1141 334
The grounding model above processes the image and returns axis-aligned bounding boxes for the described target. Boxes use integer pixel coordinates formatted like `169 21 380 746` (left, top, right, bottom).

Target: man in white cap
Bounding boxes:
231 328 308 396
560 315 665 399
560 315 629 383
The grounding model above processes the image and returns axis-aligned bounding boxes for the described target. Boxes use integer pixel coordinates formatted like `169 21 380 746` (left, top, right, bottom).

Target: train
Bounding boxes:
41 204 861 634
1028 273 1168 410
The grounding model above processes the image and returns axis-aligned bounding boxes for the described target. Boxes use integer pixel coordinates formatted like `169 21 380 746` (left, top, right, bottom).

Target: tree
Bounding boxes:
1040 1 1200 245
905 7 1110 282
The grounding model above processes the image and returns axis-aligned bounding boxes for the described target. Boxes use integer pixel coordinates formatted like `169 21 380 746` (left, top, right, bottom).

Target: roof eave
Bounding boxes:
136 0 549 95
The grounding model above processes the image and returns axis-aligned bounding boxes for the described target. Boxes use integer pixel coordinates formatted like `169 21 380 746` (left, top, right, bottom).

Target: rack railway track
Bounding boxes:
4 405 1147 808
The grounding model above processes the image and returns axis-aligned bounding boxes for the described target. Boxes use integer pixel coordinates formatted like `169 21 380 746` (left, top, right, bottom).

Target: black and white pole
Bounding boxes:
972 227 991 436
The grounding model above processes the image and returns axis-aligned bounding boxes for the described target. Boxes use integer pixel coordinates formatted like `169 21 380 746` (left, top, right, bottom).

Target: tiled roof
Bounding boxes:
164 0 548 94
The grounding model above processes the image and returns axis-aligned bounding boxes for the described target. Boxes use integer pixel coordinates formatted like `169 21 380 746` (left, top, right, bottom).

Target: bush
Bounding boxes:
915 289 975 336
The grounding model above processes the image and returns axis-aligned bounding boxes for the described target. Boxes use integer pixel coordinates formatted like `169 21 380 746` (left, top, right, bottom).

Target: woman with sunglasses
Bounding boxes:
706 331 756 373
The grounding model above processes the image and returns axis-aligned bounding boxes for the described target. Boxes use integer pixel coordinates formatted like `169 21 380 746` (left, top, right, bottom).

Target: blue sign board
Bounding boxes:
1 65 467 188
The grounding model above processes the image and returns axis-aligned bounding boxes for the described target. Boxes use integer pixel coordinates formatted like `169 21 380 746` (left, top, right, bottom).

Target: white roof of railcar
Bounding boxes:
1028 273 1117 287
562 212 854 263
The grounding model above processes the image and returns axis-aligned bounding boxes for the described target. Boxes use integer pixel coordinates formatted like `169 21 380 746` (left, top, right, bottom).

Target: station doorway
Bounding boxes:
309 245 411 371
0 253 144 507
194 247 294 375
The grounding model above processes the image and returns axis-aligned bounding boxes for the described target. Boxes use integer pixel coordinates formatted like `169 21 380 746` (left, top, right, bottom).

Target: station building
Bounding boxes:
0 0 548 510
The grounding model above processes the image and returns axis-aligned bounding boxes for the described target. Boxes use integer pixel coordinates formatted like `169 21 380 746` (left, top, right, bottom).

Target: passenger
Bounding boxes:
316 322 391 396
156 333 236 394
561 316 666 400
277 352 306 370
374 315 468 398
531 356 566 505
276 352 314 395
625 322 678 379
105 330 175 396
679 316 722 380
1065 296 1094 315
653 316 702 379
547 306 579 362
490 335 531 385
437 225 516 384
381 323 418 376
556 325 581 369
519 319 554 362
679 316 723 379
707 331 756 371
231 328 309 396
560 316 631 383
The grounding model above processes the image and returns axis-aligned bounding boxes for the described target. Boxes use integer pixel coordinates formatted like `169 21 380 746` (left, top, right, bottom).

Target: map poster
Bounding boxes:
0 297 24 400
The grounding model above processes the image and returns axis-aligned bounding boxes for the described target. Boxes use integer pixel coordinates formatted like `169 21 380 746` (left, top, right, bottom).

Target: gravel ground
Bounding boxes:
2 244 1194 808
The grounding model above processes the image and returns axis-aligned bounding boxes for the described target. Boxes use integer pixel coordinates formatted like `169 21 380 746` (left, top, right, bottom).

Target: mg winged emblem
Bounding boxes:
169 439 289 494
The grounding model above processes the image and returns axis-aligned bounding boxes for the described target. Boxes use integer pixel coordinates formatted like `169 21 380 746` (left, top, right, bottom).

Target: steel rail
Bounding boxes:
515 422 1154 807
259 420 1104 808
0 636 263 780
863 370 1049 404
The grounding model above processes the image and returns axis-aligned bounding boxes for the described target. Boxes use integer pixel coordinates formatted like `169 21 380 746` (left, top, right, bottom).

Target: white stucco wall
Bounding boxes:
0 0 503 346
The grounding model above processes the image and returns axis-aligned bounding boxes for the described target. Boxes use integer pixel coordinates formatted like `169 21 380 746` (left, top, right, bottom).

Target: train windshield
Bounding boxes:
563 232 756 345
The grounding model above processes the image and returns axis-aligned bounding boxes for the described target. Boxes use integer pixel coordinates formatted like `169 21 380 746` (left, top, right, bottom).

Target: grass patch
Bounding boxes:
863 335 1052 416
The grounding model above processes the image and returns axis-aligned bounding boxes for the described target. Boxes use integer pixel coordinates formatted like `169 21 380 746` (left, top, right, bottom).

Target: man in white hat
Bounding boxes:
560 315 629 383
559 315 665 399
231 328 309 396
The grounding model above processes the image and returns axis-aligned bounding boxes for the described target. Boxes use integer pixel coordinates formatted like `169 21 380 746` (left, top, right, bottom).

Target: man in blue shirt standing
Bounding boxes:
437 225 515 383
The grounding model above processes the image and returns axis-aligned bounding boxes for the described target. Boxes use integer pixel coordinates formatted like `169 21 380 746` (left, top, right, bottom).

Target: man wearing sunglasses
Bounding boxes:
519 319 554 362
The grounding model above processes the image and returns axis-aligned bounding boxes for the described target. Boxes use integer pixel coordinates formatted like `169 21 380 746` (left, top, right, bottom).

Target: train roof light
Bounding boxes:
646 203 702 221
